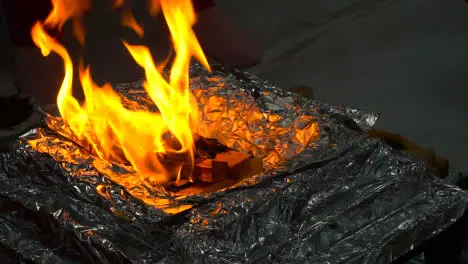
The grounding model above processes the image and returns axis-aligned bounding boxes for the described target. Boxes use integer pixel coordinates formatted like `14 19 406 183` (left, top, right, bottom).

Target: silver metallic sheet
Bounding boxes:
0 64 466 264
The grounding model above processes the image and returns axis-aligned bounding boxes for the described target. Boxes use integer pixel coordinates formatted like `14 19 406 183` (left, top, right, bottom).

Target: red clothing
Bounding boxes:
192 0 215 12
2 0 216 47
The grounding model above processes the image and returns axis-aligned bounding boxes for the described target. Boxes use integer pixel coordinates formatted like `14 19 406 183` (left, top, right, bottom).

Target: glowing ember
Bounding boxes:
28 0 319 212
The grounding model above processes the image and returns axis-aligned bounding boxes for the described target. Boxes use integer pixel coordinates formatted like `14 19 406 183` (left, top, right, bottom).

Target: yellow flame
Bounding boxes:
30 0 320 212
31 0 211 202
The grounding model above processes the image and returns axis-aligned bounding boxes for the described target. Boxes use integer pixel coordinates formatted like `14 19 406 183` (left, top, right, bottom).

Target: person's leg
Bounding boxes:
0 0 17 97
0 1 46 142
2 0 65 105
192 0 262 68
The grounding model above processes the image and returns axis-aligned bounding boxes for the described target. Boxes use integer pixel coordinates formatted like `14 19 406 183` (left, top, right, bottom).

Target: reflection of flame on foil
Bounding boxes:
193 85 320 167
27 0 319 213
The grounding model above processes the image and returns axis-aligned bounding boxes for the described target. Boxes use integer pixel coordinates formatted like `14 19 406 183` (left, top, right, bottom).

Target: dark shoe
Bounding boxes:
287 86 315 99
0 94 41 150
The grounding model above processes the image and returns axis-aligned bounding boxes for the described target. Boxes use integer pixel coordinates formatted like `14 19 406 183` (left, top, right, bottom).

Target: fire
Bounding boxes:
121 8 144 38
28 0 319 212
31 0 209 187
113 0 125 8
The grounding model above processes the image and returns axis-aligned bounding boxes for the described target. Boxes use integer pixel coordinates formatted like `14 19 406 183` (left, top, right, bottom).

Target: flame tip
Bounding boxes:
30 0 219 205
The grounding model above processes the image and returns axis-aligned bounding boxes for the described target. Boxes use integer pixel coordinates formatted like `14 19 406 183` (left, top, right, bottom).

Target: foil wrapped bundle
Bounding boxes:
0 65 466 263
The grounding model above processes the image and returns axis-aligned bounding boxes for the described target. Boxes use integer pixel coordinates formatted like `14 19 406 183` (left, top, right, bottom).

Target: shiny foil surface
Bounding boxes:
0 65 466 263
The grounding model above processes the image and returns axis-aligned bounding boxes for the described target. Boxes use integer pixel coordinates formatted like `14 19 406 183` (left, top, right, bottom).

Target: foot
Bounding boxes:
0 94 41 150
193 7 262 69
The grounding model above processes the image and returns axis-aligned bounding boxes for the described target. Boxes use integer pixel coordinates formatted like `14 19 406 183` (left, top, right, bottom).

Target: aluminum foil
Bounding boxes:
0 64 466 264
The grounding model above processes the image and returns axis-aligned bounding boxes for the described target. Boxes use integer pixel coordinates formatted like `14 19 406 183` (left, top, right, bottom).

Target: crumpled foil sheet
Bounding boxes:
0 64 466 264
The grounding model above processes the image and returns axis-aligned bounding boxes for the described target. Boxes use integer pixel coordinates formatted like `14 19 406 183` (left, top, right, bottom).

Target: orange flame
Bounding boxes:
113 0 125 8
31 0 209 188
148 0 161 17
29 0 319 212
45 0 90 30
72 16 86 45
121 8 144 38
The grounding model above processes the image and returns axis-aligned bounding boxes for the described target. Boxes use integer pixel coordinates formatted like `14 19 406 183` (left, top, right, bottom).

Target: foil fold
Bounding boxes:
0 64 466 263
